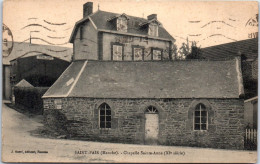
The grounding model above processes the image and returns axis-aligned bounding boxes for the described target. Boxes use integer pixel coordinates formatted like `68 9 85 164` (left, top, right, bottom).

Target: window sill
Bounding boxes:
193 130 208 132
99 128 111 130
99 128 111 134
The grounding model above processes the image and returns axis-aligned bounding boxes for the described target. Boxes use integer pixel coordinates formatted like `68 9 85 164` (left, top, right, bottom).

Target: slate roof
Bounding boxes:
201 38 258 61
69 10 174 43
43 59 243 99
3 42 73 65
15 79 34 87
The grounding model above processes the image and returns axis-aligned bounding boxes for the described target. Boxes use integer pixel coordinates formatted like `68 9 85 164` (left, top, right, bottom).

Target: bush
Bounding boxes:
186 46 205 59
13 87 49 114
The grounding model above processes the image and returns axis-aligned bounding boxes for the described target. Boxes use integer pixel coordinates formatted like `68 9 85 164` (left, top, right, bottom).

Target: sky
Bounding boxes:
3 0 258 49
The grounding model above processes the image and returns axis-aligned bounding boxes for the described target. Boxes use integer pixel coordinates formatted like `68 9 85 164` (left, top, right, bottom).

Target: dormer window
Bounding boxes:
148 22 158 37
117 16 127 32
139 14 160 37
107 14 129 32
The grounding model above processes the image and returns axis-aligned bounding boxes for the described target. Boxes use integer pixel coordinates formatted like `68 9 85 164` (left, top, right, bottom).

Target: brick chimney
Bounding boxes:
83 2 93 17
147 14 157 20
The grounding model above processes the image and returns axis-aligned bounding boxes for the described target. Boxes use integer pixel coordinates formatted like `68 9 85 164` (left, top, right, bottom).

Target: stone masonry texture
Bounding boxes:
43 98 244 150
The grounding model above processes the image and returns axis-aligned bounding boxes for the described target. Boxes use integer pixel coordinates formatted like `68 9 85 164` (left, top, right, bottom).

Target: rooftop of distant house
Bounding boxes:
3 42 73 65
201 38 258 61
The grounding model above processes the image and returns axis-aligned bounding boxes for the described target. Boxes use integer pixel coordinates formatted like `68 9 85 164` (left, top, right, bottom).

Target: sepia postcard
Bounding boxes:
2 0 258 163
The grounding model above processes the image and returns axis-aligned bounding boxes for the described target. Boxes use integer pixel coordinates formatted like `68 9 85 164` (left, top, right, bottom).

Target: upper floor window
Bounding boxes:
117 16 127 32
99 103 111 129
111 43 124 61
80 26 84 40
152 48 162 60
148 22 158 37
132 46 144 61
194 103 207 130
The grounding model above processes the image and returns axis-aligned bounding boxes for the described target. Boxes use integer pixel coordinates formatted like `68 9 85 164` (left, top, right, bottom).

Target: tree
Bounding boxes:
171 42 178 60
178 37 191 60
173 38 204 60
186 42 205 59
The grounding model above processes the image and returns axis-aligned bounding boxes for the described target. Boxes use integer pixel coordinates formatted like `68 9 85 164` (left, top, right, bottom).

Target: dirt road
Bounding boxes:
2 102 257 163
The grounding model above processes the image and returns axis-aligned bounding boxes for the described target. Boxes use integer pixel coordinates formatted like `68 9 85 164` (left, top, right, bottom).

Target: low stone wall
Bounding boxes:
43 98 244 150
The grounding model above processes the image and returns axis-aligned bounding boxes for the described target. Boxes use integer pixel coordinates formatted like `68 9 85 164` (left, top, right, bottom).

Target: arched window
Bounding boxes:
145 106 158 113
99 103 111 129
194 103 207 130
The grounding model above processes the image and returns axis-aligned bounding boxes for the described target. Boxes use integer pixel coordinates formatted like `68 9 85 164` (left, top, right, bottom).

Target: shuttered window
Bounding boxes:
148 23 158 37
152 49 162 60
112 44 123 61
132 45 144 61
117 16 127 32
133 48 143 61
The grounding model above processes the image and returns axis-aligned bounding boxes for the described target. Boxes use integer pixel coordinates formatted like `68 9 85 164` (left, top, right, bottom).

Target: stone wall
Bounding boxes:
43 98 244 150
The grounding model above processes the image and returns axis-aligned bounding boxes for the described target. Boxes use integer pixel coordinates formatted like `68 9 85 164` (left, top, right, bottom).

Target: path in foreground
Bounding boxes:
2 102 257 163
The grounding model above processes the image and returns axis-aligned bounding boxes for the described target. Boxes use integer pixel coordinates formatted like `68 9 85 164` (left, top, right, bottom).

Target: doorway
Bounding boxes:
145 106 159 145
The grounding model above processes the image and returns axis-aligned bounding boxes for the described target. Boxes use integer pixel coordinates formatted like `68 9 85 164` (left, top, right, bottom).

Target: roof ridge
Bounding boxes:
73 58 236 63
92 10 148 21
42 62 75 98
66 60 88 97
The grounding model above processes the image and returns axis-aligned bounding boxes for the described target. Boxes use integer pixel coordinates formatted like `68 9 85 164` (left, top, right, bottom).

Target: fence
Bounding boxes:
245 128 257 150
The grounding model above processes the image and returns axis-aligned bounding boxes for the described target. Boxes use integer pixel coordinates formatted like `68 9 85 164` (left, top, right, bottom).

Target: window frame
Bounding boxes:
80 26 83 40
132 45 144 61
151 48 163 61
99 103 112 129
117 16 128 32
148 23 159 37
111 42 124 61
145 106 159 114
193 103 208 131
